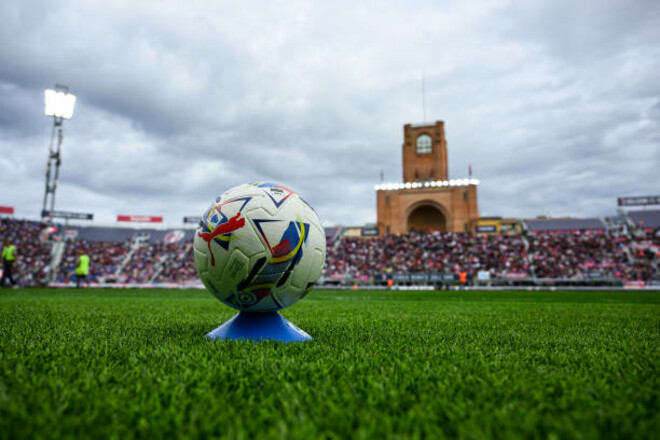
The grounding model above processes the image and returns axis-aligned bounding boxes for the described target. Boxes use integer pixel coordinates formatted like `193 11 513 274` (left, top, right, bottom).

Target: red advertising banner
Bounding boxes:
0 206 14 214
117 215 163 223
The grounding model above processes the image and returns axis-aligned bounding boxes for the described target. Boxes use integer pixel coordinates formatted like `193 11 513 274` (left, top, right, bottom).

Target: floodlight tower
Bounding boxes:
42 85 76 218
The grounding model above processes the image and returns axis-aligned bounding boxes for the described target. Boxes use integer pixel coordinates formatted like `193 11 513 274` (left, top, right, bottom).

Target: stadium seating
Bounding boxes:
324 228 658 286
324 231 530 281
1 217 658 287
524 217 606 232
57 239 130 284
0 218 52 286
627 209 660 230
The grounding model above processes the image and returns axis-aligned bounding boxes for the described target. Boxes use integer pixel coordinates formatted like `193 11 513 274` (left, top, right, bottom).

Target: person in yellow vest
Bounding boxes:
75 253 90 288
1 239 17 287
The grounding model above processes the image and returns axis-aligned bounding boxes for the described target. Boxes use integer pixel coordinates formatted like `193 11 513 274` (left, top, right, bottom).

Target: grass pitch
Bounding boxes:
0 289 658 439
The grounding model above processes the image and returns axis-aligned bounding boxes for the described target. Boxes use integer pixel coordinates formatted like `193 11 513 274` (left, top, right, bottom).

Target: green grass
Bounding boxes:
0 288 658 439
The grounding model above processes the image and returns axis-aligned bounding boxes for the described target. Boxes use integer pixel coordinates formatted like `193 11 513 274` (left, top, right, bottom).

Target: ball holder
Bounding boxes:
206 311 312 342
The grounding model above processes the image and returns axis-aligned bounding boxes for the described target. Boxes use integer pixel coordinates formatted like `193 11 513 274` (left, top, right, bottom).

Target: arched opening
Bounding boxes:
407 204 446 232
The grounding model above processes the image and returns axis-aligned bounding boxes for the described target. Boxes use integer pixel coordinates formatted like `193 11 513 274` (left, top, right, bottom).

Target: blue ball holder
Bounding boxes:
206 311 312 342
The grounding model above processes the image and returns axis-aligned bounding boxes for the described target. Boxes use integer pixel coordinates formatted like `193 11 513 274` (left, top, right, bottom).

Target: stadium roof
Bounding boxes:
70 226 194 243
324 226 341 242
627 209 660 228
524 218 605 232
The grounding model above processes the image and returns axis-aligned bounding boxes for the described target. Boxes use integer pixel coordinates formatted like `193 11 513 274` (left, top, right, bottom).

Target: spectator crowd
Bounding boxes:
0 218 51 286
324 229 659 284
325 231 529 281
1 217 658 287
57 239 130 284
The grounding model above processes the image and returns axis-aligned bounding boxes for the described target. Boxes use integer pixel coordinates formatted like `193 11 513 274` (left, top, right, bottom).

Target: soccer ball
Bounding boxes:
193 182 326 312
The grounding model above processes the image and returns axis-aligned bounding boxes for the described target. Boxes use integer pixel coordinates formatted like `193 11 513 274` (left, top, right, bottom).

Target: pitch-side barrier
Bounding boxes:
319 284 660 291
45 282 660 291
48 282 206 289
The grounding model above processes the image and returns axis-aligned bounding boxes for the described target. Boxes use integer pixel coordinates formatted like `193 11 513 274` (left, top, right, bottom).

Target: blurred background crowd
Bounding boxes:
1 217 658 287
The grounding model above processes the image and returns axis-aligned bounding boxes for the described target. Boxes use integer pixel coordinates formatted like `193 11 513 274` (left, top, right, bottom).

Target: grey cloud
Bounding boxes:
1 0 658 227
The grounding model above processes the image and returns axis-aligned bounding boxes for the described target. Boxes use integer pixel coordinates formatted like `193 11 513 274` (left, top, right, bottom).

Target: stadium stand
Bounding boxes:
324 226 341 244
523 217 606 232
57 239 130 284
526 231 629 280
71 225 195 243
1 216 658 288
0 218 52 286
152 243 197 284
627 209 660 230
322 223 659 287
324 231 530 283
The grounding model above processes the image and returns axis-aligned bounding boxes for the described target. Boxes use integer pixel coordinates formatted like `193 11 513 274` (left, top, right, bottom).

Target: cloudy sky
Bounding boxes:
1 0 659 227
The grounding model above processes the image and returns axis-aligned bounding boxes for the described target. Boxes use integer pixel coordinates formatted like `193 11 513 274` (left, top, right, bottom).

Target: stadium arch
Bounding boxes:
405 200 448 232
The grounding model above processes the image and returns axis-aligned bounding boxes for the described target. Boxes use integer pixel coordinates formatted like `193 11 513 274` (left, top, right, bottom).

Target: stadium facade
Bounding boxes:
376 121 479 235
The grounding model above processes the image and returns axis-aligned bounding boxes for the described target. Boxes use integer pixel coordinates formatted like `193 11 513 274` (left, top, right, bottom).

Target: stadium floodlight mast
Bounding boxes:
42 85 76 219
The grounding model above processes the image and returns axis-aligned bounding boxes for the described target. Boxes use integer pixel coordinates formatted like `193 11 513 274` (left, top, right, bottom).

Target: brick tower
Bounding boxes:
376 121 479 235
402 121 448 182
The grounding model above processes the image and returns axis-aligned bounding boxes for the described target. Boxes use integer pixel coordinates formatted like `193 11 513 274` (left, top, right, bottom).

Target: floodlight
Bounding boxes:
42 85 77 226
44 89 76 119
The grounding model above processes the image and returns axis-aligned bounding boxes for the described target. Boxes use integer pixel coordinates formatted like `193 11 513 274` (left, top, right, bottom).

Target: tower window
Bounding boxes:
416 134 432 154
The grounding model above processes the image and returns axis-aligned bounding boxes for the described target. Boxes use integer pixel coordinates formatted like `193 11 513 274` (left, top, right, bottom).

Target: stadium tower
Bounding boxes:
376 121 479 235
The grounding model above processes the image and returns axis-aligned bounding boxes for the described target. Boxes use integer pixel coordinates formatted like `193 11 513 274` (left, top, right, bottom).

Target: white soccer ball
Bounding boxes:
193 182 326 312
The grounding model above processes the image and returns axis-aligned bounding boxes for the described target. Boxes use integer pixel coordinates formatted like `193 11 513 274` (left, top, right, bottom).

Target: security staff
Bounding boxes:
75 253 90 288
1 239 17 287
458 271 467 289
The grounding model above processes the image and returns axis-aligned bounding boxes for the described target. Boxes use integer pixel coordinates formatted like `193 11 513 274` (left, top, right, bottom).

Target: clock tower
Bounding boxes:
376 120 479 235
402 121 448 182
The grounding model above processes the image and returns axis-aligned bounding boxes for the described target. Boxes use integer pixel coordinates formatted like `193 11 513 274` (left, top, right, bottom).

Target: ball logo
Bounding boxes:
198 197 252 266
